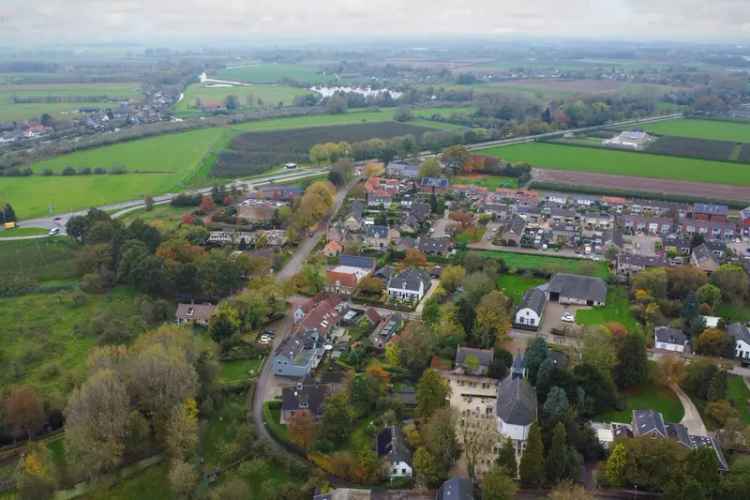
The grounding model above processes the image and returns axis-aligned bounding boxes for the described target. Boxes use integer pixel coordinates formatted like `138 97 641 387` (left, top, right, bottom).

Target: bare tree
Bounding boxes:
459 414 499 479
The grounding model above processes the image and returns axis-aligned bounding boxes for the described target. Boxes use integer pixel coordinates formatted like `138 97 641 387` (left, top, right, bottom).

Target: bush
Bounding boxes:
80 273 108 294
62 166 76 176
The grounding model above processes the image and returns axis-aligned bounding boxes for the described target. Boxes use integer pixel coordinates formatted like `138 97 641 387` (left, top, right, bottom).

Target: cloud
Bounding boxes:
2 0 749 44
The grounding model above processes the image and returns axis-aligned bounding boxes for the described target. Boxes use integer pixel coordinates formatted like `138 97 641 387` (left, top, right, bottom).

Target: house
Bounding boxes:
603 130 654 150
323 240 344 257
280 379 329 424
387 268 432 302
376 426 413 479
420 177 449 193
368 190 393 207
691 243 720 273
364 225 392 250
496 377 537 463
175 303 216 327
511 352 526 380
740 206 750 227
339 255 377 272
514 287 546 331
370 313 404 350
617 253 667 278
455 347 494 376
344 202 365 232
254 185 303 201
728 323 750 364
419 237 453 256
436 477 475 500
500 215 526 246
386 161 420 179
654 326 688 353
693 203 728 223
326 269 360 295
547 273 607 306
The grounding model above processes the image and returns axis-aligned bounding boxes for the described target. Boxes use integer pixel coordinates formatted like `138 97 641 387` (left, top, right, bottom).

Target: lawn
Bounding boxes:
263 401 289 442
716 303 750 323
476 250 610 278
216 63 332 84
175 83 313 114
497 273 546 305
202 394 248 466
727 375 750 425
0 237 79 282
597 383 684 423
119 204 193 234
0 226 49 238
82 462 174 500
480 142 750 186
454 174 519 189
220 358 263 384
576 287 639 332
0 287 143 396
637 118 750 143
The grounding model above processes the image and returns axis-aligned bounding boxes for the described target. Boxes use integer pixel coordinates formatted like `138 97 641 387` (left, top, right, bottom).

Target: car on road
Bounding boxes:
263 329 275 337
48 227 60 235
259 335 272 344
561 312 575 323
53 216 62 222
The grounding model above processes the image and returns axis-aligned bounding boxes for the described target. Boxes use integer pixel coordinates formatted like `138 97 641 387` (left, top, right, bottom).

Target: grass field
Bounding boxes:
497 273 546 304
0 287 142 396
476 250 610 278
727 375 750 425
481 142 750 186
717 303 750 323
220 358 263 384
0 237 78 281
119 204 193 233
576 287 639 332
229 109 396 132
0 227 49 238
454 174 519 189
637 118 750 143
0 82 141 122
598 383 684 423
175 83 312 114
216 63 332 84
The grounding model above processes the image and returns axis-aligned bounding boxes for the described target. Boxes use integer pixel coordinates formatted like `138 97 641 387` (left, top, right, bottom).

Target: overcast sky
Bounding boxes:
1 0 749 45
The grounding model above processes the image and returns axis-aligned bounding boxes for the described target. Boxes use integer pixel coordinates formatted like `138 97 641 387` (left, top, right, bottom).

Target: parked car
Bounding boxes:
259 335 272 344
561 312 575 323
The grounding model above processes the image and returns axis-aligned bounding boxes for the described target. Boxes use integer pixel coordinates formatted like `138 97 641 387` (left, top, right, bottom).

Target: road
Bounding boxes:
0 168 327 240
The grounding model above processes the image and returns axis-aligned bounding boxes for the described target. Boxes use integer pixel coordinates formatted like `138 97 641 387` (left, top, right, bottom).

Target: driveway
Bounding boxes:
671 383 708 436
539 301 586 335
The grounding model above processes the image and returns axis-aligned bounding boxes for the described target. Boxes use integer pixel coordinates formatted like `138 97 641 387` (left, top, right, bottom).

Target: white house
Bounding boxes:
603 130 654 150
376 426 412 479
513 287 546 331
729 323 750 364
654 326 688 353
386 268 431 302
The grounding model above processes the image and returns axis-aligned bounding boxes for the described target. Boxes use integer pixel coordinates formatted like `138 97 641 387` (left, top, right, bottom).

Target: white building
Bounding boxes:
514 287 546 331
729 323 750 363
386 268 431 302
603 130 654 151
376 426 412 480
495 377 537 463
654 326 688 353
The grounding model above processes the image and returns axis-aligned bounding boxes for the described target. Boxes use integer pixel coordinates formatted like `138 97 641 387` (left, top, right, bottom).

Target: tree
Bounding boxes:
168 460 198 498
326 94 348 114
208 303 240 342
549 482 593 500
496 437 517 477
581 326 617 375
519 423 545 488
614 334 648 389
144 195 154 211
631 267 668 299
224 94 240 110
423 408 459 478
441 145 470 174
656 354 687 386
64 369 130 476
525 337 549 385
3 385 45 440
440 265 465 292
394 323 437 376
460 415 499 479
474 290 512 348
165 399 199 461
319 392 352 446
363 162 384 177
711 264 749 303
695 328 733 357
606 442 627 486
394 107 414 122
666 265 708 299
402 248 428 268
546 422 573 484
543 387 570 423
706 399 739 427
16 441 56 500
356 276 384 296
418 158 442 178
288 411 317 450
414 447 443 488
481 464 518 500
416 369 450 420
210 478 250 500
696 283 722 310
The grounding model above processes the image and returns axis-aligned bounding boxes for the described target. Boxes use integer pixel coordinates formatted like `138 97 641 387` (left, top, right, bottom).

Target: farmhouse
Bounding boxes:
547 273 607 306
654 326 688 353
175 303 216 327
514 287 546 331
603 130 654 150
387 267 432 302
376 426 413 479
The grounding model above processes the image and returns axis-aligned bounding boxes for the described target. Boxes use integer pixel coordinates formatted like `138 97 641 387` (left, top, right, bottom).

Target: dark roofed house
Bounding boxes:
691 243 720 273
175 303 216 327
548 273 607 306
376 426 413 479
455 346 494 376
387 267 432 302
496 377 537 463
514 286 547 330
728 322 750 364
436 477 475 500
280 380 329 424
632 409 668 439
339 255 376 271
654 326 688 353
511 352 526 380
420 176 449 192
419 237 453 256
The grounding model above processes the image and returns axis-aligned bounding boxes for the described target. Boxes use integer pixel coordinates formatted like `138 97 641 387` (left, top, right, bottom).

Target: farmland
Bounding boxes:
481 142 750 186
637 118 750 143
0 237 78 282
215 63 332 84
175 83 313 115
474 250 610 278
454 174 519 189
646 136 746 163
0 82 142 122
215 121 436 177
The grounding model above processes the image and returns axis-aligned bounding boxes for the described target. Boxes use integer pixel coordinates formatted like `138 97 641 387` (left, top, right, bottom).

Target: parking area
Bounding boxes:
540 301 588 335
630 234 659 257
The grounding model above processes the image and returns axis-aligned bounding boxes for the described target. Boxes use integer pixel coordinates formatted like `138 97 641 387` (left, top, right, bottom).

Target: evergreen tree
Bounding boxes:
614 334 648 389
519 423 545 488
707 370 728 402
682 292 706 338
546 422 570 485
543 387 570 423
525 337 549 385
496 438 517 477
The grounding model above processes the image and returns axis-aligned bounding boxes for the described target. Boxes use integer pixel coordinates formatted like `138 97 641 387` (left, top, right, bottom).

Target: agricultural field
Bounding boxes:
637 118 750 143
216 63 332 84
0 82 142 122
475 250 610 278
647 136 746 163
118 204 194 233
453 174 519 189
175 82 313 115
0 237 79 282
215 121 436 177
482 142 750 186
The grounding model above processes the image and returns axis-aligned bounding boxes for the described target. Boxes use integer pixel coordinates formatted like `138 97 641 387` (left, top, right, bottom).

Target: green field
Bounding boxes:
575 287 639 332
497 273 546 304
0 227 49 238
727 375 750 425
220 358 263 384
119 204 193 233
0 237 78 281
229 109 396 132
454 174 519 189
0 82 141 122
637 118 750 143
216 63 331 84
0 287 142 396
598 384 684 423
476 250 610 278
175 83 312 114
481 142 750 186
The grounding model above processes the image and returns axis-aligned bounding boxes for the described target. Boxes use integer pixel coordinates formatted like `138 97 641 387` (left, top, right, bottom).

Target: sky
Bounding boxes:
1 0 749 45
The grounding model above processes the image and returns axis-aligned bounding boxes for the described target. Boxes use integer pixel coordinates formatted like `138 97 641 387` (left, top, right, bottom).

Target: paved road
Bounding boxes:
672 383 708 436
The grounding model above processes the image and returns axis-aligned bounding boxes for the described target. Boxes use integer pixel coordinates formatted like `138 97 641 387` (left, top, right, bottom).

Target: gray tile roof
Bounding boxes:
519 286 546 315
666 422 691 448
632 409 668 438
376 426 412 465
437 477 475 500
654 326 687 346
496 377 537 426
728 322 750 345
387 268 431 293
455 347 494 369
548 273 607 304
511 352 525 378
281 382 328 416
367 225 389 239
339 254 376 270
